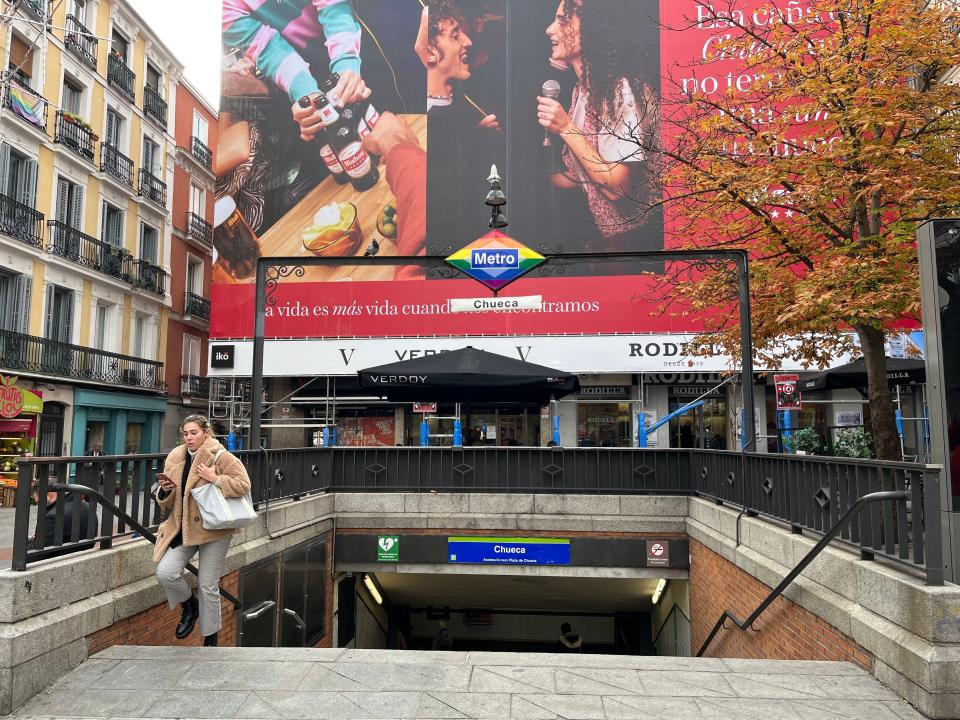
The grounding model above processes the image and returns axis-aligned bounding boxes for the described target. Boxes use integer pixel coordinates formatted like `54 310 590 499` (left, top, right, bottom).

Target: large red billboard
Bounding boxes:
212 0 772 340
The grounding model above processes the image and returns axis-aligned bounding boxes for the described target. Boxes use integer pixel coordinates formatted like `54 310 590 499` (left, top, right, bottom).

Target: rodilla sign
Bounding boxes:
447 536 571 565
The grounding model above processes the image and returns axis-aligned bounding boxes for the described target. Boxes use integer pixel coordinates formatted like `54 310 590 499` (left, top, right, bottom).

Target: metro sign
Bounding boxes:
445 230 546 293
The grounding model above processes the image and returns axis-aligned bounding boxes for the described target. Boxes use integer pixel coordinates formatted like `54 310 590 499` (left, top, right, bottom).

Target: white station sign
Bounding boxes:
449 295 543 313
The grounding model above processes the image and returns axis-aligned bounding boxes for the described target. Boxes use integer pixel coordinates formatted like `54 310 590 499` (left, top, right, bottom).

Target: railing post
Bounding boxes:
923 466 945 586
11 462 33 570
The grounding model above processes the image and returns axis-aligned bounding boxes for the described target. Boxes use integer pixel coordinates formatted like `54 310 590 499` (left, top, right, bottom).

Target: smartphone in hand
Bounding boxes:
155 472 175 491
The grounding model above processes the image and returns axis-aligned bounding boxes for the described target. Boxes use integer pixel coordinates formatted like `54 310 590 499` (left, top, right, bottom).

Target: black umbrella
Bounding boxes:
358 347 580 404
800 357 925 391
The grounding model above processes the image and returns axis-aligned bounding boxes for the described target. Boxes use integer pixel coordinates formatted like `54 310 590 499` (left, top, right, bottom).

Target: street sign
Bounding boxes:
774 374 802 410
377 535 399 562
450 295 543 313
447 536 570 565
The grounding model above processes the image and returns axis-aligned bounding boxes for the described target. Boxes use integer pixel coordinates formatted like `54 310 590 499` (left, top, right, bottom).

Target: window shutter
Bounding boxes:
0 144 10 198
56 177 69 223
13 275 31 335
43 284 54 339
17 158 37 208
106 110 116 147
100 201 107 243
70 184 83 230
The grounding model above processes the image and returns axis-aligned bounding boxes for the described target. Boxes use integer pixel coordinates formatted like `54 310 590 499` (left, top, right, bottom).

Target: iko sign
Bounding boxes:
377 535 399 562
445 231 546 293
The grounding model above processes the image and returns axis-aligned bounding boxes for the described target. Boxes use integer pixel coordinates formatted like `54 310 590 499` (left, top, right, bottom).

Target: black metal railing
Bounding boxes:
191 136 212 168
47 220 131 282
0 328 163 391
55 110 95 161
3 79 48 131
186 211 212 245
143 85 167 126
21 0 47 20
100 143 133 186
64 15 97 69
180 374 210 398
133 259 166 296
107 53 135 101
184 291 211 320
138 168 166 207
0 192 44 248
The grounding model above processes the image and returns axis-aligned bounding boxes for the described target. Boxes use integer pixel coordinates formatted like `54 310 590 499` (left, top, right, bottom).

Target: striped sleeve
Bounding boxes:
223 0 319 102
314 0 362 76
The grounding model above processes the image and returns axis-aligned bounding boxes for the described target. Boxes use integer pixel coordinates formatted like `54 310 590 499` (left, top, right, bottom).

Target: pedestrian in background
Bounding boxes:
153 414 251 647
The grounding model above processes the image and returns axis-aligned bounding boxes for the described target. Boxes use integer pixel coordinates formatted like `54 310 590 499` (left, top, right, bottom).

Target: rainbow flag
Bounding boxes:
7 85 45 128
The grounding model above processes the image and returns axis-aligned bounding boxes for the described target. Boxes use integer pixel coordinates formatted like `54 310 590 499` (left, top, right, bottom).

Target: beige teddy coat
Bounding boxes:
152 436 252 563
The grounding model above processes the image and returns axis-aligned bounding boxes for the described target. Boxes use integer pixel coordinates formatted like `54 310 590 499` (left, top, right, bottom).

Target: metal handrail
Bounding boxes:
695 490 908 657
49 482 241 609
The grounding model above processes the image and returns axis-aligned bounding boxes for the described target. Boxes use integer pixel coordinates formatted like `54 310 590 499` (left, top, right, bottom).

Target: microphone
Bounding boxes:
541 79 561 147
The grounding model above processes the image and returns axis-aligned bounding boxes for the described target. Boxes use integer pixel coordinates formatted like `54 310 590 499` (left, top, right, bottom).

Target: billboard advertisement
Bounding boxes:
212 0 755 341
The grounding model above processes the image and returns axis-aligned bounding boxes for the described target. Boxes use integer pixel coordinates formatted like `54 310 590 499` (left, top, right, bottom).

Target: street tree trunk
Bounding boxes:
855 325 902 461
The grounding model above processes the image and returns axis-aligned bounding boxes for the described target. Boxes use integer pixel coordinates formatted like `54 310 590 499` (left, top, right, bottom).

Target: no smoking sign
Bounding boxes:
646 540 670 567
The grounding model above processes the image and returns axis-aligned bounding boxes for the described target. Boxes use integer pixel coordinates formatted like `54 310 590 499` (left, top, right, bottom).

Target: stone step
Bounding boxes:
14 646 926 719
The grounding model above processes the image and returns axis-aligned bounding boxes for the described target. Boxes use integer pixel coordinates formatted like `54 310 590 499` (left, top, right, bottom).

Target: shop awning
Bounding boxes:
357 346 580 404
800 357 925 391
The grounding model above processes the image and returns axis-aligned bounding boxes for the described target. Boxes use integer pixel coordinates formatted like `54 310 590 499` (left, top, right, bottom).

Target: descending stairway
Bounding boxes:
13 647 924 719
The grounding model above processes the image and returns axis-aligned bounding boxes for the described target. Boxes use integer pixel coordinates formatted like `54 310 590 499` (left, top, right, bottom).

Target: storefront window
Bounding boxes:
668 396 727 449
577 403 631 447
124 423 143 454
85 422 106 454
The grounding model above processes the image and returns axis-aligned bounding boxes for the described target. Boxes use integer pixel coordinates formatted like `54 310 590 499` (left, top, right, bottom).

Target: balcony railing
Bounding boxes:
0 328 164 391
47 221 132 283
180 375 209 398
186 212 212 245
0 192 44 249
138 169 166 207
3 79 47 131
21 0 47 20
191 136 212 169
55 110 95 161
133 259 166 296
100 144 133 187
184 291 211 321
143 85 167 126
107 53 136 101
64 15 97 69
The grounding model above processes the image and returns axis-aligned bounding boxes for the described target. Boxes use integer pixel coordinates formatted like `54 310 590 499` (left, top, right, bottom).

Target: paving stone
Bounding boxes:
428 691 512 719
174 660 313 691
145 690 253 719
603 695 704 719
515 693 606 719
253 691 375 720
14 687 165 717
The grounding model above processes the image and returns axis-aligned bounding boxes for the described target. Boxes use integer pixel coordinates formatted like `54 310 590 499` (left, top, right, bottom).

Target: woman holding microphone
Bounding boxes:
153 415 251 647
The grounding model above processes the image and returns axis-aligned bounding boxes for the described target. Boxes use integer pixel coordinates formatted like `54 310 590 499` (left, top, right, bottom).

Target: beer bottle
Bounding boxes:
330 107 379 192
297 93 349 185
318 127 350 185
297 90 339 127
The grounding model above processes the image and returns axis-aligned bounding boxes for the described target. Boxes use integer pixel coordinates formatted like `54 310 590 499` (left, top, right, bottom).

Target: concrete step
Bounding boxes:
14 646 926 719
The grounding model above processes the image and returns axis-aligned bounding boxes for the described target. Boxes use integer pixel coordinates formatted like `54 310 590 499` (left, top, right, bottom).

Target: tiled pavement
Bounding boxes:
14 646 926 719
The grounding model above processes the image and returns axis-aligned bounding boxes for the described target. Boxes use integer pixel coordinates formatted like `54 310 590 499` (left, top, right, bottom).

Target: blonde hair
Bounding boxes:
180 414 212 434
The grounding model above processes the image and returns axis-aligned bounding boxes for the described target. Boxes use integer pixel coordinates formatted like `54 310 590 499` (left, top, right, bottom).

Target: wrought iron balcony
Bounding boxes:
64 15 97 69
138 168 166 207
47 221 132 283
191 136 212 169
107 53 135 101
55 110 95 161
186 211 212 245
0 192 44 248
3 78 47 131
143 85 167 126
180 375 209 398
0 328 164 391
21 0 48 20
133 259 166 296
184 291 211 321
100 144 133 187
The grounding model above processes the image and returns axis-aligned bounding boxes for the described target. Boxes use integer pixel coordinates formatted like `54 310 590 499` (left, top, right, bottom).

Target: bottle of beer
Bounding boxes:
296 92 349 185
318 127 350 185
330 107 380 192
323 73 380 140
297 90 339 127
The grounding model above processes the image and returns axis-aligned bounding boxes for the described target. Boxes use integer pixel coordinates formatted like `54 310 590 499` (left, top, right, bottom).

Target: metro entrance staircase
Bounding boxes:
15 647 924 719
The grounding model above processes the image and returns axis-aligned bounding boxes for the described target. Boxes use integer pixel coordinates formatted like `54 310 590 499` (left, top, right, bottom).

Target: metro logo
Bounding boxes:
447 231 545 292
470 249 519 269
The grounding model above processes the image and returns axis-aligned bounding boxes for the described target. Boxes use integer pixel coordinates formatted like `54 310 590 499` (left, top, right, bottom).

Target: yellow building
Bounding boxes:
0 0 182 456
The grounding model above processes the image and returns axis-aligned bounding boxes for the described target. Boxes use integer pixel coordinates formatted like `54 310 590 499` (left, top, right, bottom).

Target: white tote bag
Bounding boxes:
190 451 257 530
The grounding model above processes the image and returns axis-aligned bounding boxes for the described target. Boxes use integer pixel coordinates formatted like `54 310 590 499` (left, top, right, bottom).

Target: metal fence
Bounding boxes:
10 447 943 584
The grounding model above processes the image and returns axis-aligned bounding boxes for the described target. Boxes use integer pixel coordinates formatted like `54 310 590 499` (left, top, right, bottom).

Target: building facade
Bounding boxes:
0 0 191 456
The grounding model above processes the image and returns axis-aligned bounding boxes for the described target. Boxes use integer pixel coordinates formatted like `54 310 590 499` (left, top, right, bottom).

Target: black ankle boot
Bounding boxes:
175 596 199 640
203 632 218 647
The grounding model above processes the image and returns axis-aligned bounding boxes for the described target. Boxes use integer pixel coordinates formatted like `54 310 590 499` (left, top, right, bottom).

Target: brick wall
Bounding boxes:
689 539 873 670
87 571 239 653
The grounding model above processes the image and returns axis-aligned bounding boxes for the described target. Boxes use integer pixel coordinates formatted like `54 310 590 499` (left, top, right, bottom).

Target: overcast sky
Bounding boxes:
128 0 221 109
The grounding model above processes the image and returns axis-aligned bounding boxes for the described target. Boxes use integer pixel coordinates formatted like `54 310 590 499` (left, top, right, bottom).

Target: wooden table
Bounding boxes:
215 114 426 286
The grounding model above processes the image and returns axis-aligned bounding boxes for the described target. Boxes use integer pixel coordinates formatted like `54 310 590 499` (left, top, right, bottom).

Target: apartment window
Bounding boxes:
146 64 161 92
192 111 208 144
132 314 144 357
55 177 84 228
142 137 159 175
111 30 128 63
0 272 32 334
61 78 82 115
94 303 108 350
189 183 205 217
0 144 38 207
105 108 123 147
140 223 158 263
8 34 35 87
101 202 123 246
186 256 202 295
183 334 201 376
70 0 86 23
44 285 73 344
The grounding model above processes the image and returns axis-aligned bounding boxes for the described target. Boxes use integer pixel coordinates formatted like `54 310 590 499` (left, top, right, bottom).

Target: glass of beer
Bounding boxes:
213 196 260 280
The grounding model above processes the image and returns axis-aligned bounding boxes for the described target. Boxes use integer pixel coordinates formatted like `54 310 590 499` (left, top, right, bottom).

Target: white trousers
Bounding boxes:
155 536 231 638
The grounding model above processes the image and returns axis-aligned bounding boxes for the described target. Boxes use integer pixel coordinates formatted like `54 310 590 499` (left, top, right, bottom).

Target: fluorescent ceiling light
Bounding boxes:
652 578 667 604
363 574 383 605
